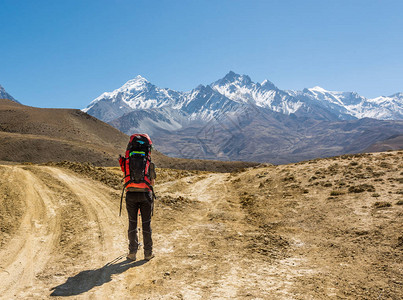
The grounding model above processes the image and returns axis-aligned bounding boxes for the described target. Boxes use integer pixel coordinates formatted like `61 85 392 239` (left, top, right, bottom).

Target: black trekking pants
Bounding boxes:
125 191 153 254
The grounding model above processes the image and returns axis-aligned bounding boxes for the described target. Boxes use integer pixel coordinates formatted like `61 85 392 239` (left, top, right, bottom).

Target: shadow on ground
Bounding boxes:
50 255 146 296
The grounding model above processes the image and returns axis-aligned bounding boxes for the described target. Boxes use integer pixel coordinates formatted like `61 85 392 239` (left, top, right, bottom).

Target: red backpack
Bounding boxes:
118 133 155 215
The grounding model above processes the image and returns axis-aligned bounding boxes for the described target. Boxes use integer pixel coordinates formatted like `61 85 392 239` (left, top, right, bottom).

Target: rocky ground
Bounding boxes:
0 151 402 299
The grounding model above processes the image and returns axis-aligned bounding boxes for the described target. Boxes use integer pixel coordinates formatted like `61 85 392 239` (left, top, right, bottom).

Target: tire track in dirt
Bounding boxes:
46 167 127 257
0 166 61 299
44 167 129 298
127 173 280 299
0 165 306 299
0 166 131 299
0 166 25 248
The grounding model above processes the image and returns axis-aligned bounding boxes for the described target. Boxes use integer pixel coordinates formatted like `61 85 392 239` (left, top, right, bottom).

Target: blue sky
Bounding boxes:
1 0 402 108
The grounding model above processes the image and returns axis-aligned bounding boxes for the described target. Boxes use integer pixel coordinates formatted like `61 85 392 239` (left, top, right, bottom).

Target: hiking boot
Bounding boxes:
127 252 137 261
144 252 154 261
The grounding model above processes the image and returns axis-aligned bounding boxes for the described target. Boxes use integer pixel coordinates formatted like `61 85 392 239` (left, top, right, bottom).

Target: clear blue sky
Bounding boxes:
1 0 402 108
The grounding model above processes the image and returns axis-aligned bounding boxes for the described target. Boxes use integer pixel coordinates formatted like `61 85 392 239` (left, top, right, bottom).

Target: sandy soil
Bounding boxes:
0 151 402 299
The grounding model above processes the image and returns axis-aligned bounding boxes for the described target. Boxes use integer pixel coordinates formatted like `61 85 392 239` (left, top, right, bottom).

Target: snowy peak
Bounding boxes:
304 86 364 106
0 84 19 103
83 75 183 122
210 72 300 114
83 72 403 123
310 86 328 93
212 71 253 88
121 75 150 90
297 86 402 120
260 79 277 90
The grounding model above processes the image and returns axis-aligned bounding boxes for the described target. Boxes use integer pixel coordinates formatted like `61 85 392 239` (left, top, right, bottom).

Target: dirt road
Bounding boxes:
0 165 130 299
0 165 290 299
0 152 402 299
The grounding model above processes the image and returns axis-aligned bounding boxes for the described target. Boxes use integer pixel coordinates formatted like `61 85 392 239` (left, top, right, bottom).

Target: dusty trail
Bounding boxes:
1 152 401 299
130 172 302 299
0 164 306 299
0 165 130 299
0 166 61 299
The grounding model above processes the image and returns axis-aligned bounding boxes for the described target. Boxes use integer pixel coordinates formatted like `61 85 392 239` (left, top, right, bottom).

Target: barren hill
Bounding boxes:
0 99 256 171
0 151 401 298
364 134 403 153
0 98 128 165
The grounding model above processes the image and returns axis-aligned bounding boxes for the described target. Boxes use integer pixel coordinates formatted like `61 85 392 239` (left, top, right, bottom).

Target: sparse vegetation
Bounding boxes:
330 190 345 196
373 201 392 208
159 195 192 207
1 150 403 299
348 184 376 193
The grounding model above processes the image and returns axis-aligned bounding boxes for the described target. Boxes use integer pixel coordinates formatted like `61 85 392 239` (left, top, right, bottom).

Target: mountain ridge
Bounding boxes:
83 72 403 163
84 71 403 122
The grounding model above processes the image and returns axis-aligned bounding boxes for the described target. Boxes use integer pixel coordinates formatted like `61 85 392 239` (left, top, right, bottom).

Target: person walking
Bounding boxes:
119 134 156 261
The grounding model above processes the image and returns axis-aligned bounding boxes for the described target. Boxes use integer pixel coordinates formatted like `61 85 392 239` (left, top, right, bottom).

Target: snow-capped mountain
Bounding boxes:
364 92 403 120
83 75 182 122
290 86 403 120
82 72 403 163
0 85 19 103
83 71 403 124
179 84 244 121
210 71 303 115
109 107 188 136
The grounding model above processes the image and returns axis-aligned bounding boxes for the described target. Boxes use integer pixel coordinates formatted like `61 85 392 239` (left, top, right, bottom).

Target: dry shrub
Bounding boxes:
240 194 254 208
348 184 375 193
379 162 391 168
373 172 385 178
373 201 392 208
282 175 295 182
330 190 345 196
160 195 192 207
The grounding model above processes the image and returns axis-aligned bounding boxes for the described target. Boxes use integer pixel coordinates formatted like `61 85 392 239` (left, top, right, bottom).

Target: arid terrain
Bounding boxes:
0 98 256 172
0 151 402 299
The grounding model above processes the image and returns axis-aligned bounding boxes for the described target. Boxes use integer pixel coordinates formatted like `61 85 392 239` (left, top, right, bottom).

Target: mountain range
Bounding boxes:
83 72 403 163
84 71 403 123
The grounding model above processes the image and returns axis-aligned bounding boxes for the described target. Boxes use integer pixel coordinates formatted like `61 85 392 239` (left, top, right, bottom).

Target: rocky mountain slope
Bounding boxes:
0 84 19 103
83 72 403 163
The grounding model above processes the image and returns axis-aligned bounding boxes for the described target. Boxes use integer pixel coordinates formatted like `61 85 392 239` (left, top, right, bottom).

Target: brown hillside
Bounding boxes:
364 134 403 153
0 98 127 165
0 99 257 171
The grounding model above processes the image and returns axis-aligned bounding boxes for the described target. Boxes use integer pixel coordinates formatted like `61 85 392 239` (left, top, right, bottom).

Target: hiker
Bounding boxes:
119 133 156 261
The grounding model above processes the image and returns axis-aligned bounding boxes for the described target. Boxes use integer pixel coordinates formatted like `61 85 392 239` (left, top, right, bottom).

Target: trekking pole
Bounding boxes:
119 187 125 216
137 209 142 249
